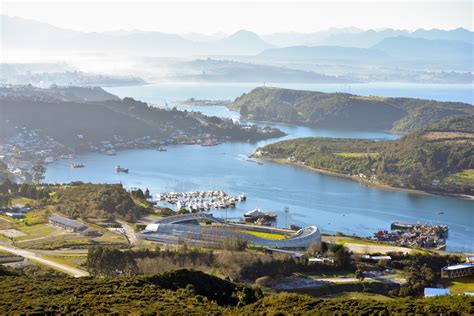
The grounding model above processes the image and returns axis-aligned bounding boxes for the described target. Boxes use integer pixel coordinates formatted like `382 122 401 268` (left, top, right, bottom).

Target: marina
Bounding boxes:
156 190 246 212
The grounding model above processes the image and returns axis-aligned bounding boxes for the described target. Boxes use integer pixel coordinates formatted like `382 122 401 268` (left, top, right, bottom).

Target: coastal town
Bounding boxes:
0 85 285 182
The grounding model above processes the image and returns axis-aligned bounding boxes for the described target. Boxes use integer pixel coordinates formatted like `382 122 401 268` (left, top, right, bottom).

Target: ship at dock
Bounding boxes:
244 208 277 225
391 222 448 237
375 221 449 250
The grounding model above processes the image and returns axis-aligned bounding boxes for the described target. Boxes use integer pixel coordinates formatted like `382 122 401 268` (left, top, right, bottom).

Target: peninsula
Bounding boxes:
230 87 474 132
253 115 474 196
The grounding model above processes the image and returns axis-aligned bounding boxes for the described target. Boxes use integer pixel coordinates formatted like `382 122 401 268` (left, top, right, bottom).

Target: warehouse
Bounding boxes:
441 262 474 278
48 215 88 232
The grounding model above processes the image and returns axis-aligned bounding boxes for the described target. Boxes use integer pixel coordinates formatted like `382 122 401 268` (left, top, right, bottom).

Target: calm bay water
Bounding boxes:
44 83 474 251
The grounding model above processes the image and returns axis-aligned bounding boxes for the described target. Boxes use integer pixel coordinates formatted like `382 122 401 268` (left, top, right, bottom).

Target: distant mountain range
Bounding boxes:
2 15 472 57
310 28 474 48
259 36 473 70
1 15 272 56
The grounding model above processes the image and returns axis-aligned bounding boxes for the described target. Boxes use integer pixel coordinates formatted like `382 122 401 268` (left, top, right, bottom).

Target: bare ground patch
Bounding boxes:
0 229 27 238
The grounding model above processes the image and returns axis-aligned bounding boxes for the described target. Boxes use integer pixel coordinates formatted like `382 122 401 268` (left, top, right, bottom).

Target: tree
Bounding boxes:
224 237 248 251
306 242 322 256
355 268 365 281
240 104 249 117
331 244 352 268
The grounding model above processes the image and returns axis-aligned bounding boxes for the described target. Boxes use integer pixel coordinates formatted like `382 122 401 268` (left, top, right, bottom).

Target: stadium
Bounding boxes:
140 213 321 249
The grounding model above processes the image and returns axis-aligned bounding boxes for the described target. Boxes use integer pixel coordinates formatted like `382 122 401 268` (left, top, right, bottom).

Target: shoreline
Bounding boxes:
261 157 474 201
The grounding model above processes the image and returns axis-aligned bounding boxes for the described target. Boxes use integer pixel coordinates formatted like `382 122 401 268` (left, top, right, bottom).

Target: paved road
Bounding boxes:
117 220 137 246
0 244 89 277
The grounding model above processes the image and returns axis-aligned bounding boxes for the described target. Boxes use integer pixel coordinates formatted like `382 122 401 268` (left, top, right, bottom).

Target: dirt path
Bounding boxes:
0 244 89 277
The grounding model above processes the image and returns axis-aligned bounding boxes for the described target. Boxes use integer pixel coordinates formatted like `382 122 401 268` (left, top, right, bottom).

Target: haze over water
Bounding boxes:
44 83 474 252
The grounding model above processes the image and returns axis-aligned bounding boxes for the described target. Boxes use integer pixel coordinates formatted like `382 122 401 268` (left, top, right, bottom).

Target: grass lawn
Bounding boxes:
445 169 474 189
16 223 54 240
240 230 287 240
337 239 394 247
41 254 86 269
10 197 35 206
335 152 380 159
321 291 393 301
93 231 128 244
443 276 474 295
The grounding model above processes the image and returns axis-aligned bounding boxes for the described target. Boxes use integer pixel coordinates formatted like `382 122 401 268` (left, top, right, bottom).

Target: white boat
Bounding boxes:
115 165 129 173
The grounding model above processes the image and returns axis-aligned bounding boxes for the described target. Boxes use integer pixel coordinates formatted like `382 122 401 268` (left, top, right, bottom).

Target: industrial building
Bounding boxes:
441 262 474 278
48 215 88 232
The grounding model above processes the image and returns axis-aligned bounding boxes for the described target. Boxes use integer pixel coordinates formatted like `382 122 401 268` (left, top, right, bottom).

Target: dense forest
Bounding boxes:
230 87 474 132
0 180 150 222
50 183 150 222
0 268 472 314
255 116 474 194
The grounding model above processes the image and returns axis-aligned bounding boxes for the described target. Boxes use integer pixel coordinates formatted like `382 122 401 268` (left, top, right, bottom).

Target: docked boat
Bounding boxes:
391 222 415 230
244 208 277 219
71 163 85 168
106 150 117 156
115 165 129 173
201 140 221 147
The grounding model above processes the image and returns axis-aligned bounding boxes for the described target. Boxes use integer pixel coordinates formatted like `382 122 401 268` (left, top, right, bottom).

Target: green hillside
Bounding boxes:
255 116 474 195
231 87 473 132
0 269 472 314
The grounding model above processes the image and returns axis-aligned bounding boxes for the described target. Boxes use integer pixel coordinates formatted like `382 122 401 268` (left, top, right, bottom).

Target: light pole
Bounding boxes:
284 206 289 229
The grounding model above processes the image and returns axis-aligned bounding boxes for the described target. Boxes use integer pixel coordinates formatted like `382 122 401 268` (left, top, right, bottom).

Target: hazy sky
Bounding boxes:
2 0 473 34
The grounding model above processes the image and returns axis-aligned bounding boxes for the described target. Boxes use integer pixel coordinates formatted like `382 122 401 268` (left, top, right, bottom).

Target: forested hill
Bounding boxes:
230 87 474 132
0 86 284 150
254 116 474 195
